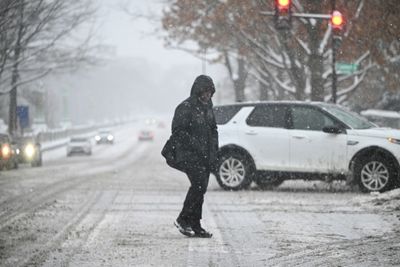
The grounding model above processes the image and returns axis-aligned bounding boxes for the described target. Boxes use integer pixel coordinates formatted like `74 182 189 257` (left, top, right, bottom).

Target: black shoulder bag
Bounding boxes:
161 134 185 172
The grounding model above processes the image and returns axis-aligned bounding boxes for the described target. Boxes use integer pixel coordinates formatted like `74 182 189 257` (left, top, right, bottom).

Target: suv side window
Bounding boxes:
247 105 288 128
213 106 242 125
291 106 335 131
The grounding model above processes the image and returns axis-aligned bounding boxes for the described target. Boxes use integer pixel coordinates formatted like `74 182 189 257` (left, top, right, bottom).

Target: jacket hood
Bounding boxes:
190 75 215 97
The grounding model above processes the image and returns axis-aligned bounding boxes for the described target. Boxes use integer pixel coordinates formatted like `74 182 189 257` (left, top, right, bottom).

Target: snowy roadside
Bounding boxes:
354 188 400 217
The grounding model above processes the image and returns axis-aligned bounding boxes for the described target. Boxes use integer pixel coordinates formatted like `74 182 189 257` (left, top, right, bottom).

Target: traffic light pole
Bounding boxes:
331 0 337 103
332 39 337 103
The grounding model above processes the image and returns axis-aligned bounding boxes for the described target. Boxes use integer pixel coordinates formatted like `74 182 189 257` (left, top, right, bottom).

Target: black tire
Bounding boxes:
32 153 42 167
254 173 284 190
5 161 17 170
37 153 42 167
215 150 254 190
354 154 397 193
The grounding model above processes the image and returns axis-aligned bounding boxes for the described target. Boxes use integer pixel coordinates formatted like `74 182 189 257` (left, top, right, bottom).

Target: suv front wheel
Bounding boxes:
354 154 396 193
216 151 254 190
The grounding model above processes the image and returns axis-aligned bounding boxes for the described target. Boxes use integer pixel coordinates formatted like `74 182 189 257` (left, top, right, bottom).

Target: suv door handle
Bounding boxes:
245 130 258 135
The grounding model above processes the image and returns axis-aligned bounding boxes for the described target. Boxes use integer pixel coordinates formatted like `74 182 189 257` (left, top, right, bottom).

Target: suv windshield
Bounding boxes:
323 105 375 129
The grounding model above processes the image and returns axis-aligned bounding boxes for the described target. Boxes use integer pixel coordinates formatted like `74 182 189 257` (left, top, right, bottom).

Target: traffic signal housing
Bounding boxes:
331 11 344 30
331 10 344 49
274 0 292 30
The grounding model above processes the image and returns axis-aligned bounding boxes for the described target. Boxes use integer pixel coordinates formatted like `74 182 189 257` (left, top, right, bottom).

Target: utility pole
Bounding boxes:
331 0 337 103
330 0 344 104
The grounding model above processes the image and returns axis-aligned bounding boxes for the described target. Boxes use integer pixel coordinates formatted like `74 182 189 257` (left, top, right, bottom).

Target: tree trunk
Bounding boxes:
224 52 247 102
309 53 324 101
8 0 24 136
279 31 305 100
258 68 274 100
308 0 325 101
234 58 247 102
259 80 269 100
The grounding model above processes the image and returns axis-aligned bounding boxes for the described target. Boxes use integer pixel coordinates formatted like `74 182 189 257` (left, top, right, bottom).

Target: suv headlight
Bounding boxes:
388 137 400 145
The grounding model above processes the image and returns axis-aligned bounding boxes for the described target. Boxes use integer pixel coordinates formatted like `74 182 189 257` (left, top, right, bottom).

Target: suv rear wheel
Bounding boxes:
354 154 396 193
216 151 254 190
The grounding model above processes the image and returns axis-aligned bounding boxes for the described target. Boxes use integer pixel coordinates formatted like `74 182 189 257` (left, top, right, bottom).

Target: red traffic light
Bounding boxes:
276 0 290 10
331 10 344 29
274 0 292 30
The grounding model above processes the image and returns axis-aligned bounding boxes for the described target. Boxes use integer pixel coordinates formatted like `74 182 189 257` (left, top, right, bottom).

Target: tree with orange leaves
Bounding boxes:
162 0 399 105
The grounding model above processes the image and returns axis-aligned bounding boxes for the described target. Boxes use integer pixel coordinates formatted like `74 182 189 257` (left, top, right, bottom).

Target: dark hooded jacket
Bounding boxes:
171 75 219 170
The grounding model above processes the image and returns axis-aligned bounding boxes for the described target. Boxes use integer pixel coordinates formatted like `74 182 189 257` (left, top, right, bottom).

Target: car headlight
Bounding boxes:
24 144 35 158
1 144 11 159
107 135 114 141
95 136 101 141
388 137 400 145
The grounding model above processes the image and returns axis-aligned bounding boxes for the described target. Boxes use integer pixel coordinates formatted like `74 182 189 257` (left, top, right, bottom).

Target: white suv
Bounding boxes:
213 101 400 193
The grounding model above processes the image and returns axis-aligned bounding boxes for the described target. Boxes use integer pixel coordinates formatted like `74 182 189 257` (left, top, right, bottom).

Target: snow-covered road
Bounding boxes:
0 123 399 266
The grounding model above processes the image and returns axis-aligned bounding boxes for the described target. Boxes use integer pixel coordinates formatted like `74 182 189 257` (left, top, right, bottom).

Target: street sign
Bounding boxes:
16 105 30 129
336 63 359 74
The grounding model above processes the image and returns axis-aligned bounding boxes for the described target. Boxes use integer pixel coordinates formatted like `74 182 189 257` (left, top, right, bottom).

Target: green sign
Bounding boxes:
336 63 359 74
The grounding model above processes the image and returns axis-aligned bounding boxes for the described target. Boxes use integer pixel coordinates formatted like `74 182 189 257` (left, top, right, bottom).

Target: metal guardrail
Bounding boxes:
37 119 135 151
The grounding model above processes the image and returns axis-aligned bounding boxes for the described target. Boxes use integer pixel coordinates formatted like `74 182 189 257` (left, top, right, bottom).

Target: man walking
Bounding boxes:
172 75 218 238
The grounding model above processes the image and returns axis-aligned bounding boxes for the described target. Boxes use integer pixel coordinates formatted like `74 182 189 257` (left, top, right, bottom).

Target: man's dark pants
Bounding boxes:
178 164 210 225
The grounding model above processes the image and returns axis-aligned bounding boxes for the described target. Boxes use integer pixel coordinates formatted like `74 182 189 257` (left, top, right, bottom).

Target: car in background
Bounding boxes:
138 130 154 141
67 137 92 156
14 136 42 167
94 130 114 144
214 101 400 193
145 118 157 126
0 133 18 170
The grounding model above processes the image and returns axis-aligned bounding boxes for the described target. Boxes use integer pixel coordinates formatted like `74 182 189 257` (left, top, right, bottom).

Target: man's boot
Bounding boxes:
174 218 195 237
191 220 212 238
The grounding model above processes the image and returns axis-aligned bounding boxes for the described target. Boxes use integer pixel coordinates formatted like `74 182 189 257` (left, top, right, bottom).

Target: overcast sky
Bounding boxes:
42 0 230 124
98 0 203 69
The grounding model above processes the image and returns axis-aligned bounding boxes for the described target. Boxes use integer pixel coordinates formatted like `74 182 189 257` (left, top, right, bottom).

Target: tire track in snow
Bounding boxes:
187 201 230 267
17 190 104 267
41 190 120 267
0 141 147 231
